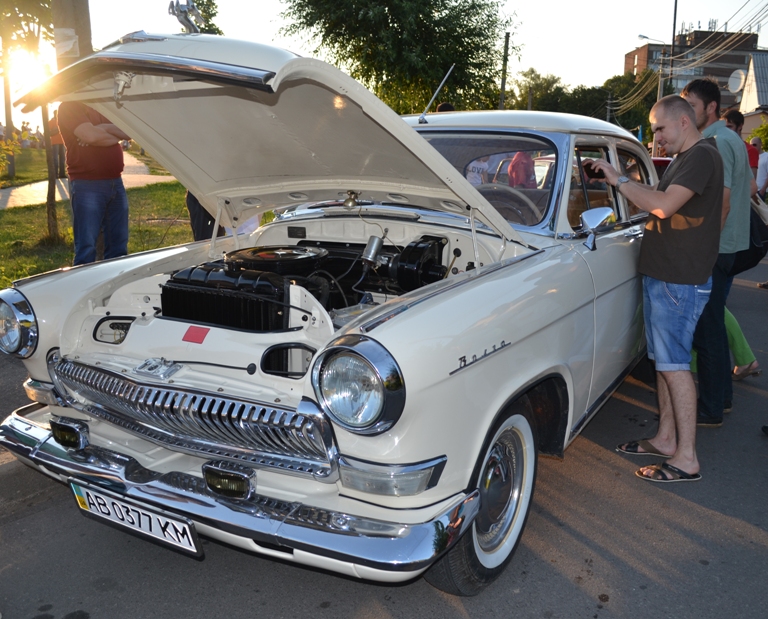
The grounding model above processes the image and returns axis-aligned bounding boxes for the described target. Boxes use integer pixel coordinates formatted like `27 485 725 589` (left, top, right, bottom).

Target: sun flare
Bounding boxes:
8 49 53 96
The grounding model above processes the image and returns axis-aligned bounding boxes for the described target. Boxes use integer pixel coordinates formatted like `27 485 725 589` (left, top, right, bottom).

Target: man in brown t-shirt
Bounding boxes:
590 95 724 483
58 101 131 265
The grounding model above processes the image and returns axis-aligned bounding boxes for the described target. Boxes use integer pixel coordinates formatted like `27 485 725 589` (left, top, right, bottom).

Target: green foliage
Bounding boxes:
0 1 53 50
281 0 517 114
0 181 194 287
0 146 47 188
195 0 223 35
748 119 768 150
504 67 672 141
506 69 568 112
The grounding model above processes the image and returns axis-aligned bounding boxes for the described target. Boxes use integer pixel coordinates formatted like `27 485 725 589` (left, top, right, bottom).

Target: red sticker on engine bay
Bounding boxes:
182 326 210 344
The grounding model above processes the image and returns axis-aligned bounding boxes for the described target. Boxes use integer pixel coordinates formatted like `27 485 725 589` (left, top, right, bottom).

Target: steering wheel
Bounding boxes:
476 184 542 226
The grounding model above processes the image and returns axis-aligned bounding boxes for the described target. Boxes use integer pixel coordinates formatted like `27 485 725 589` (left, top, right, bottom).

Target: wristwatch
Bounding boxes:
615 176 630 190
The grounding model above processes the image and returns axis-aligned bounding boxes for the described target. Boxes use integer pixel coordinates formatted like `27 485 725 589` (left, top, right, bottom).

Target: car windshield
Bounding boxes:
421 133 557 227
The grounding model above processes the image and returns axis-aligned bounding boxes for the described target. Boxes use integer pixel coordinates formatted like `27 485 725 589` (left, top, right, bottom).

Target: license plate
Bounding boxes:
69 480 202 556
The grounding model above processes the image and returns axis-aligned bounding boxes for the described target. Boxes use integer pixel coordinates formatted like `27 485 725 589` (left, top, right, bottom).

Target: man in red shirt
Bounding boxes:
722 110 758 177
58 102 131 265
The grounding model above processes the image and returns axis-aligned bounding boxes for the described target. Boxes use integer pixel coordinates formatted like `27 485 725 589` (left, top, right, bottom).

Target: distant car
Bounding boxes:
0 32 655 596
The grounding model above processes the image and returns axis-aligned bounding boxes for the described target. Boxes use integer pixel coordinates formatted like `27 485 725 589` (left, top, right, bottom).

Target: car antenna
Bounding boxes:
417 64 455 124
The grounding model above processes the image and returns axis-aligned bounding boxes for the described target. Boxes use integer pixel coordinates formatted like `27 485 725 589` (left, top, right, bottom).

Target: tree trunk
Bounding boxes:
41 103 60 242
2 36 16 179
52 0 93 70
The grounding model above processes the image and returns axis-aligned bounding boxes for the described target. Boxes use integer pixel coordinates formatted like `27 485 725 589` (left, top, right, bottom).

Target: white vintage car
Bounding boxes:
0 33 654 595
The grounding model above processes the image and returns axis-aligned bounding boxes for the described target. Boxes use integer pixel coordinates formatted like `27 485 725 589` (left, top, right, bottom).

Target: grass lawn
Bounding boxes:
0 142 169 189
0 149 50 189
0 180 193 287
127 142 171 175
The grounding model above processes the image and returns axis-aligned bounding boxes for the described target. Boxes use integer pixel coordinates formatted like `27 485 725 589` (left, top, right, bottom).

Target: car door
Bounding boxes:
559 139 646 434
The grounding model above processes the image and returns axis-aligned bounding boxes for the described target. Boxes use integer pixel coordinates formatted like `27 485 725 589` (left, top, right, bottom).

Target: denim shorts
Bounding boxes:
643 275 712 372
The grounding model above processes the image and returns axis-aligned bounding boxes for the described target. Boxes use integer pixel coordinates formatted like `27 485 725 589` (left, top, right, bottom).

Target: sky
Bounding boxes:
2 0 764 128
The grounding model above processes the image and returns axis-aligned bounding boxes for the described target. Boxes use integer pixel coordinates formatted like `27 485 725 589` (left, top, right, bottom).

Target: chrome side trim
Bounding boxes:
0 410 479 574
569 350 646 440
54 359 339 482
16 51 276 113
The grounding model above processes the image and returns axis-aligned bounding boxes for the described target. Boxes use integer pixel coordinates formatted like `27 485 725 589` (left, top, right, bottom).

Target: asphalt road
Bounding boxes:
1 269 766 619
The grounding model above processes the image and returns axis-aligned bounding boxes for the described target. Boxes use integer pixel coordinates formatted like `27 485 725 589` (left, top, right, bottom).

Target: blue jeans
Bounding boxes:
643 275 712 372
693 252 736 420
70 178 128 266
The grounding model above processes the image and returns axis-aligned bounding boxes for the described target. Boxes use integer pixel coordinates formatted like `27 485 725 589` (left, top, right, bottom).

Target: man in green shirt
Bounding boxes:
681 78 753 428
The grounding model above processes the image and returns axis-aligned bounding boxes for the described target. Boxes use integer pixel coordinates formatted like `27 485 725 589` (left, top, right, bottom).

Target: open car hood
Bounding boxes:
17 32 522 242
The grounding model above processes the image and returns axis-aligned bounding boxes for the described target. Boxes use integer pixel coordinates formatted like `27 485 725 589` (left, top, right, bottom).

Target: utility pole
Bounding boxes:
669 0 678 86
651 50 666 157
498 32 510 110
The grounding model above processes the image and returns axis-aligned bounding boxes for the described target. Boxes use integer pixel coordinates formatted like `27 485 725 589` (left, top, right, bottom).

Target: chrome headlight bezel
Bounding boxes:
311 335 405 435
0 288 38 358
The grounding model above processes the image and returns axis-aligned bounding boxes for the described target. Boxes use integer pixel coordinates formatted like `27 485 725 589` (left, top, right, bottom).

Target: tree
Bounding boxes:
281 0 516 114
0 1 52 177
505 68 568 112
748 119 768 150
195 0 223 35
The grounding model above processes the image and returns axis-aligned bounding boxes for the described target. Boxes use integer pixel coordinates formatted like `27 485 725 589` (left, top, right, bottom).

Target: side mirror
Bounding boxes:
580 207 616 251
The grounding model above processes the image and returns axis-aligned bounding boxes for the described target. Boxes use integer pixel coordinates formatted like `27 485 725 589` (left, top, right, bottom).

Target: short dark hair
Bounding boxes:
681 78 721 117
721 109 745 129
652 95 696 125
436 102 455 112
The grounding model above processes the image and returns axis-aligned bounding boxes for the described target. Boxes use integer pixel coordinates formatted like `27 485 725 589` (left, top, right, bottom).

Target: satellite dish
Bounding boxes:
728 69 746 93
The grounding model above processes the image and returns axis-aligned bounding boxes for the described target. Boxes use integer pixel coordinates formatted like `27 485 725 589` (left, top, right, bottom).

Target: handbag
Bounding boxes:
730 198 768 276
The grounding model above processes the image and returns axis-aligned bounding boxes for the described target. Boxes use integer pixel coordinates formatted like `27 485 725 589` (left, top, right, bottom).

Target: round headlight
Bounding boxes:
318 352 384 428
0 300 21 353
312 335 406 435
0 288 38 358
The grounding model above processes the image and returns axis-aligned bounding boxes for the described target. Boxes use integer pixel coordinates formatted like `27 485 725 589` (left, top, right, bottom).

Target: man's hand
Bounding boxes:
73 122 130 147
586 159 619 186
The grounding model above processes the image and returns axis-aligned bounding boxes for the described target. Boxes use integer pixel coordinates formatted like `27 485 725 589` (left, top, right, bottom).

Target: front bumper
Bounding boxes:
0 405 478 583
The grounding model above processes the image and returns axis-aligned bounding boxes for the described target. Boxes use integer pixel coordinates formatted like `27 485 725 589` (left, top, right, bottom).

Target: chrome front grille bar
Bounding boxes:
54 359 338 481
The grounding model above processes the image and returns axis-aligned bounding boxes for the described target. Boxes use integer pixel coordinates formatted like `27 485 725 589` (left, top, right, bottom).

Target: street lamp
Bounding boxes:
638 35 668 156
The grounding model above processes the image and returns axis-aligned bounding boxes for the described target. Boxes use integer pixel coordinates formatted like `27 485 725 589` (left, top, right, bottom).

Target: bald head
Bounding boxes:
651 95 696 125
650 95 701 156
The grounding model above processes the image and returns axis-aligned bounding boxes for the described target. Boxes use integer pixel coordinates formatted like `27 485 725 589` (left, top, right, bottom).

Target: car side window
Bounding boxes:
617 149 653 220
567 147 618 230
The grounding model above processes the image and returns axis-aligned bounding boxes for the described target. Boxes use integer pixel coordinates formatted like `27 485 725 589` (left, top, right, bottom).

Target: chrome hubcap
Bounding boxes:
475 426 525 553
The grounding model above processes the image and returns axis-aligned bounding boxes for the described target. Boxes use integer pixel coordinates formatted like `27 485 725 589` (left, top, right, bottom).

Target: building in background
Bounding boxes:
738 52 768 137
625 28 759 111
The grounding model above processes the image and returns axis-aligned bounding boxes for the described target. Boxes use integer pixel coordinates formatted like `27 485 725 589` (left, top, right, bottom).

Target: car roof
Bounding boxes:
403 110 637 139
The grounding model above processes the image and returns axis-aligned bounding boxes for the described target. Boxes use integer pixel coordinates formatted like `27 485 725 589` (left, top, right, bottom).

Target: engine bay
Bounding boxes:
160 235 450 333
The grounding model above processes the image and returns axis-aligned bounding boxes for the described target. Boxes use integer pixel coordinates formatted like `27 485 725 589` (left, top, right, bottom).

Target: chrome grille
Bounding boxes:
54 359 337 479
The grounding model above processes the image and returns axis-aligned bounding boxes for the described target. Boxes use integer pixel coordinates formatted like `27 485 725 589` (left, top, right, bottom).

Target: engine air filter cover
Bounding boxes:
225 246 328 275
